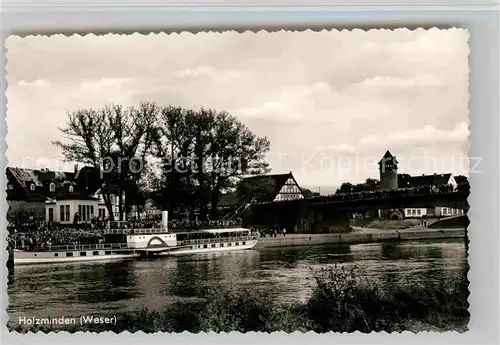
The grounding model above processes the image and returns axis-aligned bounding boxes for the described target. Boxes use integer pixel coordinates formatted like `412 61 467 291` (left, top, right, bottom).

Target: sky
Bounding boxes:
6 29 470 194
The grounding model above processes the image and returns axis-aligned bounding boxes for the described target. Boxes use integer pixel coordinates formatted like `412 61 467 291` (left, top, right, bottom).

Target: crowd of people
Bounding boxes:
326 184 458 202
7 220 104 250
7 215 245 250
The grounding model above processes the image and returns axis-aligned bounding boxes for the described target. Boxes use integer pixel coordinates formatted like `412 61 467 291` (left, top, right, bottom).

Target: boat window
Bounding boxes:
228 243 232 247
235 242 239 246
211 244 216 248
80 252 87 256
203 244 207 248
242 242 246 245
92 251 99 255
66 252 73 257
105 251 111 255
54 253 59 257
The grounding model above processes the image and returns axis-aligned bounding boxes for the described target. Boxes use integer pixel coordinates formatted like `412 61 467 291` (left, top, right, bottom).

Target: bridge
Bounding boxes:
246 188 469 233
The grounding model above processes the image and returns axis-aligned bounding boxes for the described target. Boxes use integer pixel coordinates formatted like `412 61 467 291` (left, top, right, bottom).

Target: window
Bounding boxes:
50 183 55 192
7 184 13 190
30 183 35 191
90 205 94 219
65 205 70 222
86 205 90 221
105 251 111 255
242 241 246 245
69 185 74 193
60 205 65 222
80 252 87 256
93 251 99 256
411 209 416 216
66 252 73 257
54 253 59 257
211 244 216 248
417 209 421 216
203 244 207 248
48 208 54 222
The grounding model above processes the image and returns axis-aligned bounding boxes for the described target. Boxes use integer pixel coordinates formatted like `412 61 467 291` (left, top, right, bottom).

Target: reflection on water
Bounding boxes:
8 239 467 324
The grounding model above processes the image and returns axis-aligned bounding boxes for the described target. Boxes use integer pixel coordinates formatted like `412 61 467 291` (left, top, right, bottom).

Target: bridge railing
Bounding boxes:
254 184 462 205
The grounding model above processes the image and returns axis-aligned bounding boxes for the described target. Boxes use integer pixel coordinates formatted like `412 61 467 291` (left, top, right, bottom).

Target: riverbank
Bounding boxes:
255 228 465 249
9 266 469 333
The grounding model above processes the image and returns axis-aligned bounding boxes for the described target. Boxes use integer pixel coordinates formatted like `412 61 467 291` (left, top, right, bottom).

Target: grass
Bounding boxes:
10 266 469 333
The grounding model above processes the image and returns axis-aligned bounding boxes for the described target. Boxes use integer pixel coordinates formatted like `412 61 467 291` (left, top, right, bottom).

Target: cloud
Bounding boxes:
316 144 357 153
359 122 469 149
356 74 444 89
18 79 51 87
174 65 249 83
6 29 470 187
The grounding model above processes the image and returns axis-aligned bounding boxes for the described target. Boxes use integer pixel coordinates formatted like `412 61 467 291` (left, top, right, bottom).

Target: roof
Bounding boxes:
398 173 453 188
8 167 44 187
219 172 303 206
6 166 104 202
378 150 399 165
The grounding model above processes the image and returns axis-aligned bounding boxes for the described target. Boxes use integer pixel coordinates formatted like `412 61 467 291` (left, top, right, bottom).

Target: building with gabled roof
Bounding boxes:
219 172 305 208
6 166 124 224
218 172 305 220
397 173 457 189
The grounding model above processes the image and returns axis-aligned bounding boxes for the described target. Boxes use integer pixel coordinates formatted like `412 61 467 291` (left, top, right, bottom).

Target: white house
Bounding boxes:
7 166 127 224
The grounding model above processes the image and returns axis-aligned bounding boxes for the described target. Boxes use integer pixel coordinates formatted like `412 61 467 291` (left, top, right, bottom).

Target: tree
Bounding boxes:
362 178 379 191
152 107 271 220
53 102 158 220
301 188 321 198
335 178 380 194
336 182 355 194
455 175 469 185
236 177 276 203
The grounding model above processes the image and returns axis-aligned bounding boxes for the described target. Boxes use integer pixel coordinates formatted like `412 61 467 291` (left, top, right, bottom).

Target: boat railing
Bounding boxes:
177 235 257 246
103 228 167 235
19 242 133 252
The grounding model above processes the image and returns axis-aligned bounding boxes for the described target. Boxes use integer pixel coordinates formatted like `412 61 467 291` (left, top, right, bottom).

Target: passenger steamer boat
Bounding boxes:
13 212 258 265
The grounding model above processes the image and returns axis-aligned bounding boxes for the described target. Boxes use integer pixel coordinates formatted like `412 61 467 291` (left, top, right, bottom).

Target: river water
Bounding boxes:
7 239 467 327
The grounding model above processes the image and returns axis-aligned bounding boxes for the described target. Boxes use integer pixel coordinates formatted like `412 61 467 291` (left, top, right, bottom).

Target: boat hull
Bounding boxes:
12 239 258 265
13 250 138 265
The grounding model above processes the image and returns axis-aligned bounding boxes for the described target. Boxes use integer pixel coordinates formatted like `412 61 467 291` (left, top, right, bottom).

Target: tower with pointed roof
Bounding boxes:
378 150 399 190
